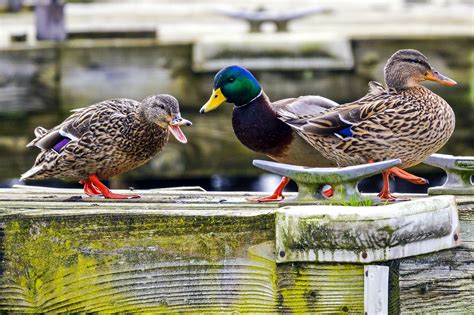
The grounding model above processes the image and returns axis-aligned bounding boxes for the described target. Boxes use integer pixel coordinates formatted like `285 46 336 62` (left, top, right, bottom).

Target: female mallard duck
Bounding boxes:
280 49 457 200
21 94 192 199
200 65 338 202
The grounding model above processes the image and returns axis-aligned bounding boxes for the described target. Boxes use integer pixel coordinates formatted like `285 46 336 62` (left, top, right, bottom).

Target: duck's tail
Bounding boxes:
20 165 42 181
27 126 49 147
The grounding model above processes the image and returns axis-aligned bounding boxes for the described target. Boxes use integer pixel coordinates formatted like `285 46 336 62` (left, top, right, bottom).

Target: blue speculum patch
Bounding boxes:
53 137 71 153
336 127 353 138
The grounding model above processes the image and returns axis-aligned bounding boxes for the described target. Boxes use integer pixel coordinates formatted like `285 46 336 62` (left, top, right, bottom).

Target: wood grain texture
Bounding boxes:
0 187 472 313
277 263 364 313
0 200 276 312
399 200 474 314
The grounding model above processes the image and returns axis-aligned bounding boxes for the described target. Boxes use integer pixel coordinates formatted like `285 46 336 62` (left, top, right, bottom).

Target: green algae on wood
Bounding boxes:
0 210 275 312
248 241 365 313
0 188 472 313
276 196 460 263
278 263 364 313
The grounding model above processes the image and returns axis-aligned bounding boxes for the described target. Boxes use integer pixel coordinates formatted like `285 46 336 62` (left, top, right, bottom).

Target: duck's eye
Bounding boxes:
158 104 165 109
228 77 235 83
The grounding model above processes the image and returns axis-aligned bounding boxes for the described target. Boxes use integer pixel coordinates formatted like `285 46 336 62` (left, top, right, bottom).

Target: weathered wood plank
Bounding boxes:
0 205 276 312
250 241 367 313
0 187 472 313
399 200 474 313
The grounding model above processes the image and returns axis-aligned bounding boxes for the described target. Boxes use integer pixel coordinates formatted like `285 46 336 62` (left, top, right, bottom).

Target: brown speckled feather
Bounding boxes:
280 84 455 168
22 98 170 181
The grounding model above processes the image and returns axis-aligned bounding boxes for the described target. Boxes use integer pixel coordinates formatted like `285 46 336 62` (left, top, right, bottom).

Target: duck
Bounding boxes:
279 49 457 200
21 94 192 199
199 65 338 202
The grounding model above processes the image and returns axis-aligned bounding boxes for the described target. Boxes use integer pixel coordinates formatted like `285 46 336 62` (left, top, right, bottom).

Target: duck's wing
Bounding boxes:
297 81 389 136
27 99 135 150
285 90 393 138
276 95 339 123
22 99 137 181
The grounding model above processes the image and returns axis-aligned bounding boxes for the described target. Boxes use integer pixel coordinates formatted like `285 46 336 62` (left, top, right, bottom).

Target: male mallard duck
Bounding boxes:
21 95 192 199
199 65 338 202
280 49 457 200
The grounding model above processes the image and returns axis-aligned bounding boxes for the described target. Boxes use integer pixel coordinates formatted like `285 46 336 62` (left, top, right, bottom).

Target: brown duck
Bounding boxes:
280 49 457 200
21 94 192 199
199 65 337 201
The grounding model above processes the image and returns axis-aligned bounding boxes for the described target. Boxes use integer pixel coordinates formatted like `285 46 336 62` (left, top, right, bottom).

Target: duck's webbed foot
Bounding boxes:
377 189 397 201
388 167 429 185
80 179 102 196
82 174 140 199
377 166 427 201
246 176 289 203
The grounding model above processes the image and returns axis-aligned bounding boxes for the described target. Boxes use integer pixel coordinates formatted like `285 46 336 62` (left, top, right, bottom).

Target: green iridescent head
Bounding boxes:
199 65 262 113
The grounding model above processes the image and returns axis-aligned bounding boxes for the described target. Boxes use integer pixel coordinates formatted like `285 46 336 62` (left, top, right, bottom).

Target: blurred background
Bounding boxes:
0 0 472 193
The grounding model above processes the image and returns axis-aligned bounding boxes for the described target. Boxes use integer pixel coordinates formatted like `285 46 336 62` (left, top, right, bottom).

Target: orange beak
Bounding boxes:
425 70 457 86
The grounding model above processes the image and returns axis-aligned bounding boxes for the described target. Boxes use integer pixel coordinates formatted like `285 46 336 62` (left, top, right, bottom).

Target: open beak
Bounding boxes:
425 70 457 86
199 88 227 114
168 115 192 144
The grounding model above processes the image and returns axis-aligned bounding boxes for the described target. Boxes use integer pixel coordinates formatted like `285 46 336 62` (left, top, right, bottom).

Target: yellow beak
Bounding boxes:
199 88 227 113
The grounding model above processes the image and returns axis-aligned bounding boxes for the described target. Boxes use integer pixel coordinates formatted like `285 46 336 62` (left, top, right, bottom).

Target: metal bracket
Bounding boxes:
364 265 389 315
217 7 331 33
424 153 474 195
253 159 401 204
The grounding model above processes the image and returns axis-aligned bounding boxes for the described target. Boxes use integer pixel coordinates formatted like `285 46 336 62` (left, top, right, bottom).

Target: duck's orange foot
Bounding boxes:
246 194 284 203
389 167 429 185
85 174 141 199
80 179 102 196
377 190 397 201
377 190 410 202
247 176 289 203
101 191 140 199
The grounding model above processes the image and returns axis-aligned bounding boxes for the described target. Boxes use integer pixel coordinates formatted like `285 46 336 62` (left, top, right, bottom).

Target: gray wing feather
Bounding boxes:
277 95 339 128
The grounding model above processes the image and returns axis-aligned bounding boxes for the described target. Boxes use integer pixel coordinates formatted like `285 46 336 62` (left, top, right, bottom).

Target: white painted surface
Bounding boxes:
276 196 461 263
364 265 389 315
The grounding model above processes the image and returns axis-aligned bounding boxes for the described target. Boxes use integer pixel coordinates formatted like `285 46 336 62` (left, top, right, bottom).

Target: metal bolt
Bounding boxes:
279 250 286 258
361 252 368 259
420 283 430 294
454 234 459 241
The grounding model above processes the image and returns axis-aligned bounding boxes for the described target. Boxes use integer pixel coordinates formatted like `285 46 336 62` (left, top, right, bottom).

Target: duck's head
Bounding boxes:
142 94 192 143
384 49 457 89
200 65 262 113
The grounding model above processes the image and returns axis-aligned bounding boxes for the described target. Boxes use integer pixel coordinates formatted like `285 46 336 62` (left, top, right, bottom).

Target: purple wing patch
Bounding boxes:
53 137 71 153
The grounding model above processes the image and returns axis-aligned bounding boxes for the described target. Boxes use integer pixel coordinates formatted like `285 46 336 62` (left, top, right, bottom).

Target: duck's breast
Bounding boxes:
232 101 293 158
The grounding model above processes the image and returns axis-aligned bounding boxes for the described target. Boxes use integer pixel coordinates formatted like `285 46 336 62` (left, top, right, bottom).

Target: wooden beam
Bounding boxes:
0 187 472 313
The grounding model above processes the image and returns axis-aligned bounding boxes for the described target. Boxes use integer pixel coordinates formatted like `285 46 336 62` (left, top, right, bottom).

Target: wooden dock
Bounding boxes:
0 187 472 313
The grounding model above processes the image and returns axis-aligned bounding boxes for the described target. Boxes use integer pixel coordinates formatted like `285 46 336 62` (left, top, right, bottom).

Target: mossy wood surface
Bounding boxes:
0 187 472 313
398 197 474 313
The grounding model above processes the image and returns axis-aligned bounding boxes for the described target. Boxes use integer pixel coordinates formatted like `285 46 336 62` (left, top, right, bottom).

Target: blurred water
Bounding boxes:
0 41 471 193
